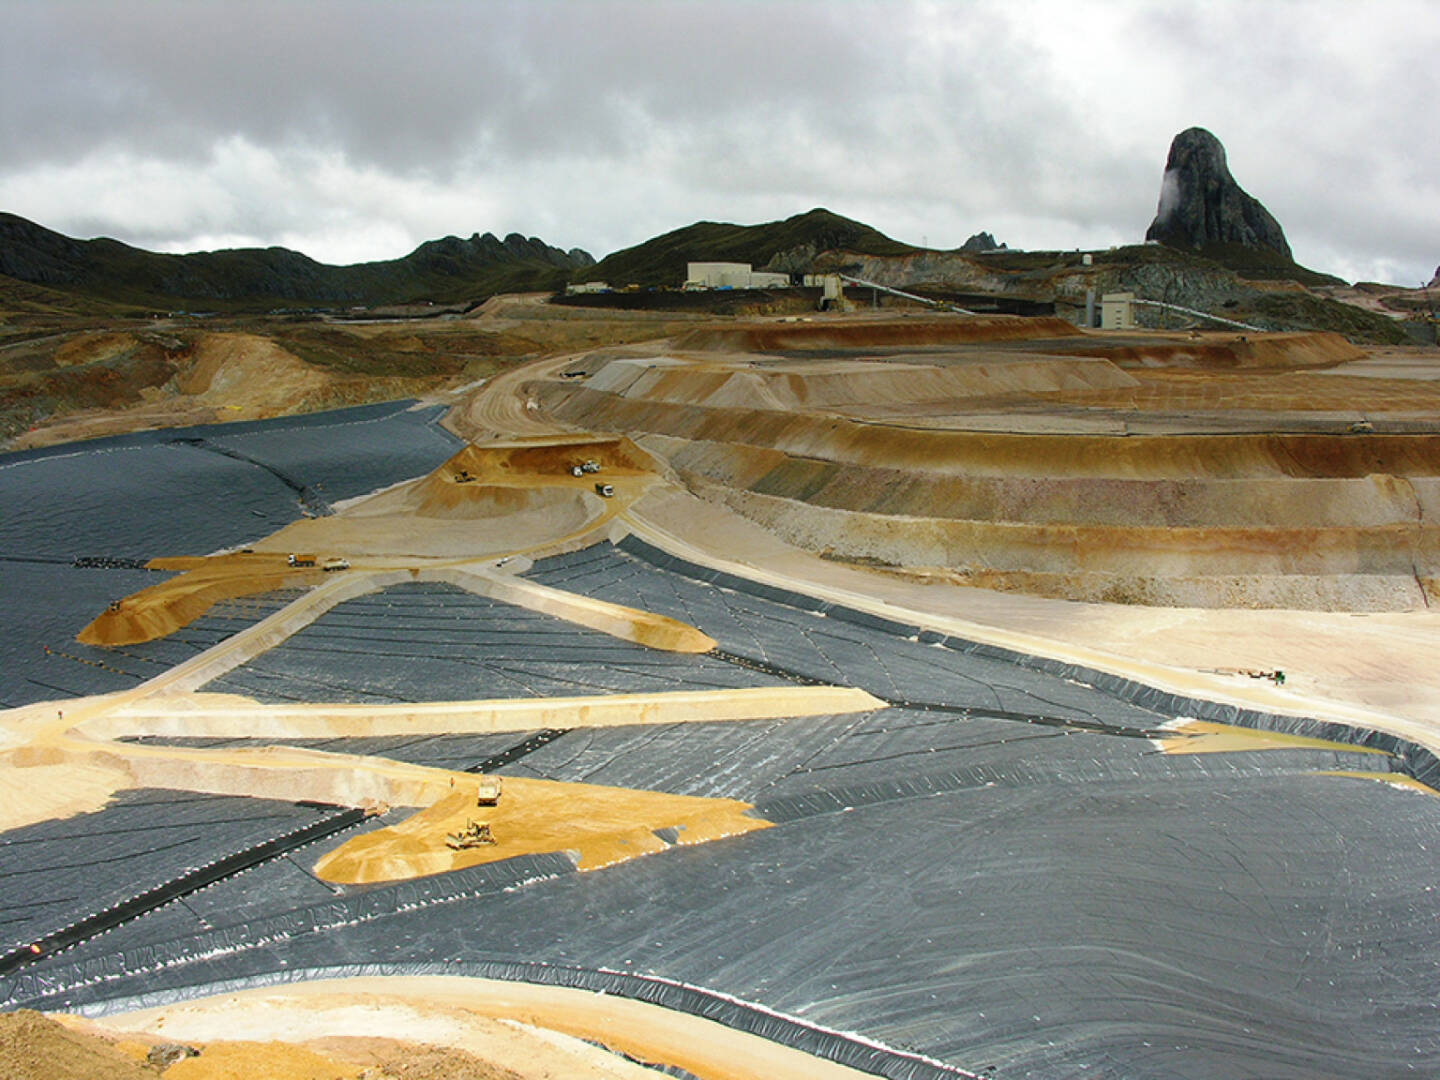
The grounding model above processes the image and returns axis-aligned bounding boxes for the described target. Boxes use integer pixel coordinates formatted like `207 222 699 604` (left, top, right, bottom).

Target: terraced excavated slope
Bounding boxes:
537 315 1440 610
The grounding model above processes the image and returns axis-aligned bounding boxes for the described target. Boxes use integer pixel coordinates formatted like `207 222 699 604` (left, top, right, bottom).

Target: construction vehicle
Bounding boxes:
595 482 614 498
320 557 350 572
475 776 502 806
286 554 316 568
445 819 496 849
571 464 585 477
581 459 600 474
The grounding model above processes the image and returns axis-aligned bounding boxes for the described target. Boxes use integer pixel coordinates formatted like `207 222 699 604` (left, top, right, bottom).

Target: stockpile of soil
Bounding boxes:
0 1010 153 1080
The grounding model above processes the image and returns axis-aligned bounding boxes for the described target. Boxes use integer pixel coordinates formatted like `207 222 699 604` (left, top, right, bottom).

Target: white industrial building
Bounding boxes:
1101 292 1137 330
685 262 791 290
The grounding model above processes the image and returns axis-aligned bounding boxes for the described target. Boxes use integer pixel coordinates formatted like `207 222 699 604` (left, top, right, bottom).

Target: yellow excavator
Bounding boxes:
446 778 503 849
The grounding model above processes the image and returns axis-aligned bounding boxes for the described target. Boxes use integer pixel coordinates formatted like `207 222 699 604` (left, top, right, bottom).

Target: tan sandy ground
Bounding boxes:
78 436 667 646
8 1003 662 1079
1155 719 1394 756
79 977 881 1080
313 775 769 882
0 681 875 838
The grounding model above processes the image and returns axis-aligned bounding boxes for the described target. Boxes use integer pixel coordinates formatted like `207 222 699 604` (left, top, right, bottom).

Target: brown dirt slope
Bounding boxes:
0 1010 153 1080
674 314 1079 351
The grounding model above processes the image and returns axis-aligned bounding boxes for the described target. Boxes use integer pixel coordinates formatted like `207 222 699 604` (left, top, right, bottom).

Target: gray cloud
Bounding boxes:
1 0 1435 284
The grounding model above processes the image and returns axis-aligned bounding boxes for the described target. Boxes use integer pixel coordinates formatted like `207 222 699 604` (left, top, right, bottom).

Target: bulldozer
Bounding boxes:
446 819 496 850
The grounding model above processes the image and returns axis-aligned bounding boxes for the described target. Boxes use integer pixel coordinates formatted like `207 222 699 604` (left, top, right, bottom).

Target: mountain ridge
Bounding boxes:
0 212 595 312
576 208 917 288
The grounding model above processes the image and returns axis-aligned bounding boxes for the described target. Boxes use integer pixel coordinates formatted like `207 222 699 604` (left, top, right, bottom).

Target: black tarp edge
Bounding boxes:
612 535 1440 790
0 853 577 1008
66 961 982 1080
0 808 366 978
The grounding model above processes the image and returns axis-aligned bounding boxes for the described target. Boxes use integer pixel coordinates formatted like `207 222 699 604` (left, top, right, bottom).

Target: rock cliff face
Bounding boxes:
1145 128 1292 260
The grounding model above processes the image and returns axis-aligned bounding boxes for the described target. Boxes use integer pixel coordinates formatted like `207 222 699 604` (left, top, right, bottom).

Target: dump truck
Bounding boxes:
320 557 350 572
445 819 496 850
595 482 614 498
286 554 316 568
475 777 502 806
581 459 600 474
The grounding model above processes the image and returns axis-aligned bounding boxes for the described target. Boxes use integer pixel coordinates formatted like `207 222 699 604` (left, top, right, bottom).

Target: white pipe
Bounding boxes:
1130 298 1263 332
837 274 977 315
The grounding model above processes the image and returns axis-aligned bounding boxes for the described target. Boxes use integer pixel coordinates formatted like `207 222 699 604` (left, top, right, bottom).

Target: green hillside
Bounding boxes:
581 208 915 288
0 213 594 313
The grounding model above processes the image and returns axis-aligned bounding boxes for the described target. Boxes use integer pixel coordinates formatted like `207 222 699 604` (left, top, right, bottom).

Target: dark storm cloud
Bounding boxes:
0 0 1434 283
2 1 912 172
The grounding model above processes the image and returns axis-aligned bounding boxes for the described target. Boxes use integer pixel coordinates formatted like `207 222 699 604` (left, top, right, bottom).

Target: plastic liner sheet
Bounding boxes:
0 790 342 956
166 436 333 517
126 731 532 774
0 806 365 977
10 718 1439 1075
531 546 1170 730
0 401 432 470
0 402 462 708
612 535 1440 790
205 402 460 506
2 853 577 1009
70 962 980 1080
752 745 1388 825
206 582 778 706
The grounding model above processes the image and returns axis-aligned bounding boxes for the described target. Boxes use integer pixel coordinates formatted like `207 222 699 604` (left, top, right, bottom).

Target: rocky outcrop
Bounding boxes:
959 231 1006 253
1145 128 1291 260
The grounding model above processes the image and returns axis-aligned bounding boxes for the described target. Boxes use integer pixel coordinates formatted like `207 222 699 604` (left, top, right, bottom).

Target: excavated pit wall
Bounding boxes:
539 362 1440 610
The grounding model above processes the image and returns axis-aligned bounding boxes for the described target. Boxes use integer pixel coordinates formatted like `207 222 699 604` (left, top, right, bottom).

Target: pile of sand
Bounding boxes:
314 775 770 884
0 1010 153 1080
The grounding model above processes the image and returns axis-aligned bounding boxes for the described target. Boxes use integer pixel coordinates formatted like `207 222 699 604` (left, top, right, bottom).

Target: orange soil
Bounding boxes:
77 553 325 646
76 434 669 646
313 775 770 883
1157 719 1393 756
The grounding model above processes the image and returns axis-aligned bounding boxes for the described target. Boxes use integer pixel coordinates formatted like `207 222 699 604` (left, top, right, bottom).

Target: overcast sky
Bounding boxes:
1 0 1434 285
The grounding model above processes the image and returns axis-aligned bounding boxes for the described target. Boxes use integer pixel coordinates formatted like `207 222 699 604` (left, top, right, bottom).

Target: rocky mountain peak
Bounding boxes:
1145 127 1292 261
959 231 1006 253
